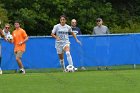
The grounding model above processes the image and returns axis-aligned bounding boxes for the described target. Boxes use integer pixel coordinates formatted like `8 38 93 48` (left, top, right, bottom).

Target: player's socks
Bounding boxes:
60 59 65 70
66 51 73 65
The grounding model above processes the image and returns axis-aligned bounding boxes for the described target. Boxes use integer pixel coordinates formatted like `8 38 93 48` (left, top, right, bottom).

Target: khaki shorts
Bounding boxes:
15 51 24 58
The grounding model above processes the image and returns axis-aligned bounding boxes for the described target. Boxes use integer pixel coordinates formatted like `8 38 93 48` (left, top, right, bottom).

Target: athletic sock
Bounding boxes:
60 59 65 70
66 51 73 65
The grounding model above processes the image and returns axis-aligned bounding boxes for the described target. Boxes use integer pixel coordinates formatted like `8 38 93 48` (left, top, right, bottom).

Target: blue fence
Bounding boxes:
1 33 140 70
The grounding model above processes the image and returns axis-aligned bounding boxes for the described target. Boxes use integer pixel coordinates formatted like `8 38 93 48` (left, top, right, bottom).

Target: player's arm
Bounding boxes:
51 33 60 41
71 31 81 45
51 25 60 41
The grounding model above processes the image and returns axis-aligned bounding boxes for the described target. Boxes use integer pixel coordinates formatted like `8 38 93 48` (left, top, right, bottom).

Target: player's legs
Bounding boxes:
15 51 25 74
56 43 65 71
58 53 65 71
63 44 73 66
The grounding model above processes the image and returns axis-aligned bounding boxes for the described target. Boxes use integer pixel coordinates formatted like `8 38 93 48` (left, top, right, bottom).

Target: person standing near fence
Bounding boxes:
10 21 28 74
71 19 86 70
2 23 11 40
71 19 82 35
93 18 109 35
51 15 81 72
93 18 110 70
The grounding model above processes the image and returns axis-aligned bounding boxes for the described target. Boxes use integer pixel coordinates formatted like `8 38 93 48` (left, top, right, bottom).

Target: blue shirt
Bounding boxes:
71 27 82 35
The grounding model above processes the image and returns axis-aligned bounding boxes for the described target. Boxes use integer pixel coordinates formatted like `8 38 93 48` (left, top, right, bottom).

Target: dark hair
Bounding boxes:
60 15 67 19
14 20 21 24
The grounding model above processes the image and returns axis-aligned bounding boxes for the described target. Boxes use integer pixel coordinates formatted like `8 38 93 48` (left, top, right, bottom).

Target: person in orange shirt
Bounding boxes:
11 21 28 74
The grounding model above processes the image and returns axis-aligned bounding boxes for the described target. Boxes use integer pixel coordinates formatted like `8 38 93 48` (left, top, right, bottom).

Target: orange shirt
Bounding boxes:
12 28 28 52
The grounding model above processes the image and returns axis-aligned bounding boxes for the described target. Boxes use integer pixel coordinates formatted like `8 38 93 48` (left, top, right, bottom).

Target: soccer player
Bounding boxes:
10 21 28 74
0 29 6 74
51 15 81 71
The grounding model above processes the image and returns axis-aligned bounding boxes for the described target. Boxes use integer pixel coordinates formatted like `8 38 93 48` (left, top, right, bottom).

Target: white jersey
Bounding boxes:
2 30 11 38
52 24 72 43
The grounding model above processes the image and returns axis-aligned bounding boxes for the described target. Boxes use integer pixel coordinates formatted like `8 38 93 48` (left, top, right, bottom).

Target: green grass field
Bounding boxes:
0 69 140 93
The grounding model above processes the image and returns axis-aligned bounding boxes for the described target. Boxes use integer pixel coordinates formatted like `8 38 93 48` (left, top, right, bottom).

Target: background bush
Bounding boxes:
0 0 140 35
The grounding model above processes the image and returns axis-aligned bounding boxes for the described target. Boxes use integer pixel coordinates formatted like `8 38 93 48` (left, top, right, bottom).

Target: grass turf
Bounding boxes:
0 70 140 93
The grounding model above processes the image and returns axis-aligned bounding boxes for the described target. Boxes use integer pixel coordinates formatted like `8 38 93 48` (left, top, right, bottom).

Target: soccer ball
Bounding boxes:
6 34 13 40
65 65 75 72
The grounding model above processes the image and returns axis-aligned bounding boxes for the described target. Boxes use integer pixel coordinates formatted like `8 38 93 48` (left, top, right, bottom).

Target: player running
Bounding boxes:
51 15 81 72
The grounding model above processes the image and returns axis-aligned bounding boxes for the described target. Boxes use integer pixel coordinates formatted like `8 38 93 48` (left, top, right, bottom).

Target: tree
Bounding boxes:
1 0 140 35
0 3 8 28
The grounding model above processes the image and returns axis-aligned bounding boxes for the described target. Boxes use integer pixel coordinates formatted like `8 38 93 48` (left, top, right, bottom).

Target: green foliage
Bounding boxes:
0 0 140 35
0 4 8 28
111 23 140 33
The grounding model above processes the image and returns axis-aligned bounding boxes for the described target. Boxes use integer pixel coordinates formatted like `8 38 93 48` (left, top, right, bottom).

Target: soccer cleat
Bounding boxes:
74 67 78 71
0 70 2 75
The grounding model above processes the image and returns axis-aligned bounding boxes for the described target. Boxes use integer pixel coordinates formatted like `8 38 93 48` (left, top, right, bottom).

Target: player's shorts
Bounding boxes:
55 42 70 54
14 51 24 58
